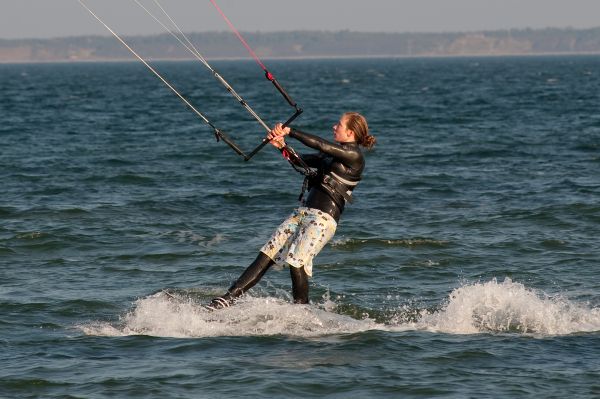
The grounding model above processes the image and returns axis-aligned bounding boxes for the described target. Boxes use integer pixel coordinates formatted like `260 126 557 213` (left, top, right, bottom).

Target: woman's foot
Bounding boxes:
204 296 233 311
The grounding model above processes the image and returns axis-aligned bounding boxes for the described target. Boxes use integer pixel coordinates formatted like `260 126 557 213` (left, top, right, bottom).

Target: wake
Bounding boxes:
79 278 600 338
80 292 379 338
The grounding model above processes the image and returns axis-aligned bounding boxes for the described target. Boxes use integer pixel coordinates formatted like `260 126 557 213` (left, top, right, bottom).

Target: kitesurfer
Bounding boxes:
207 112 376 309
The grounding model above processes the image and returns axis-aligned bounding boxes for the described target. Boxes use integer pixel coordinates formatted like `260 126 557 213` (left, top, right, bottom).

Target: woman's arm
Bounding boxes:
289 129 361 164
268 123 359 167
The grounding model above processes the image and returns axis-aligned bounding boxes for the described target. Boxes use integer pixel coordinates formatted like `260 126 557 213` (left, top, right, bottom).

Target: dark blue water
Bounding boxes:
2 56 600 398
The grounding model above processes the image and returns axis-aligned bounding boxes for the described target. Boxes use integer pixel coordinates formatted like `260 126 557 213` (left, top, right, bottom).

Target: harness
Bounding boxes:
323 172 361 204
300 170 361 206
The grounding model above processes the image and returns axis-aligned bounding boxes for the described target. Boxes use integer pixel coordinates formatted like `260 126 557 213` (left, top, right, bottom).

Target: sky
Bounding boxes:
2 0 600 40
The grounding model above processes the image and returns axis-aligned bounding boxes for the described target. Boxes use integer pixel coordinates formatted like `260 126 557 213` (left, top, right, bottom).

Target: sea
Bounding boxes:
1 55 600 398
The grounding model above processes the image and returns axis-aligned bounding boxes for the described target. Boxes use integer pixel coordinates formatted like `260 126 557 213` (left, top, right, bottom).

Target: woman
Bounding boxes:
207 112 376 309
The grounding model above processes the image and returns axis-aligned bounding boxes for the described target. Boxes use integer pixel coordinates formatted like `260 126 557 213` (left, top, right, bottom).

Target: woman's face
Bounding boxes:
332 116 355 143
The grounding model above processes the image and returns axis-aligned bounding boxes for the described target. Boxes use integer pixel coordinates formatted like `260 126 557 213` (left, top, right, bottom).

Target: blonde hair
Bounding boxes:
343 112 376 149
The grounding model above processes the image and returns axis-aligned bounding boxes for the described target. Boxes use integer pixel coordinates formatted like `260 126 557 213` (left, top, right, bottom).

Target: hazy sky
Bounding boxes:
2 0 600 39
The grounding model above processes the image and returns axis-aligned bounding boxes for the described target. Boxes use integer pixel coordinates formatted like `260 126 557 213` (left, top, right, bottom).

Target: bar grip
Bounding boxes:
214 129 247 158
244 108 303 161
282 108 303 128
272 78 297 107
265 70 297 108
244 138 269 161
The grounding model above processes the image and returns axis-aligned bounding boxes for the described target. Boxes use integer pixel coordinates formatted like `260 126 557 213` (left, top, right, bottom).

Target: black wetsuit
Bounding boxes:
212 128 365 307
289 128 365 222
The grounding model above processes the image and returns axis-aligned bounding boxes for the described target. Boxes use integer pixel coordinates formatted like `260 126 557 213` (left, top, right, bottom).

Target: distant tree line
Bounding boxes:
3 27 600 62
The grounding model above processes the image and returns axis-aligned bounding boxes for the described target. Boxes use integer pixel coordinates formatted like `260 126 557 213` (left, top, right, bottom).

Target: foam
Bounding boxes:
79 278 600 338
80 292 379 338
396 278 600 336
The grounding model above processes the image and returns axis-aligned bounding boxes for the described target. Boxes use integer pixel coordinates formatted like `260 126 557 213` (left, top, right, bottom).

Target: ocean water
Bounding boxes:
1 55 600 398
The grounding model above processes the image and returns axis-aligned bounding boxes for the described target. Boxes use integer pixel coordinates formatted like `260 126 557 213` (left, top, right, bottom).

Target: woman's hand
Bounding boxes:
268 123 291 149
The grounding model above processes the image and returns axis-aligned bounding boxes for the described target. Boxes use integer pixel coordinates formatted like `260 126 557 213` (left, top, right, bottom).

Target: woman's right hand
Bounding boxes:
268 123 290 149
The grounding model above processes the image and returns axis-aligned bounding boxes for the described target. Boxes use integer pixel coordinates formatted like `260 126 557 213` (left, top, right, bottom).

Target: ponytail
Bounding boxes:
344 112 376 150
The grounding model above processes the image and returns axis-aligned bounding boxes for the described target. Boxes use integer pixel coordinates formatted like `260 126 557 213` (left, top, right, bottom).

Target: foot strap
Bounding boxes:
204 296 231 311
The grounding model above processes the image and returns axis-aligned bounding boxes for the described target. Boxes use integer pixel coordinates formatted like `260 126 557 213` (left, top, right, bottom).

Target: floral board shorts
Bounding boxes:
260 207 337 277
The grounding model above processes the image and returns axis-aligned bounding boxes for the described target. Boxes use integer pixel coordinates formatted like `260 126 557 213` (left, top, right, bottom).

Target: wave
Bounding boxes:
79 278 600 339
0 247 16 255
330 237 450 249
0 206 17 216
163 230 226 248
82 173 156 185
5 206 91 218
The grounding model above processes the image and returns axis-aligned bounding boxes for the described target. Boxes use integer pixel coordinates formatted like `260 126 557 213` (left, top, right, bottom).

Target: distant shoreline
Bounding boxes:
3 27 600 63
4 51 600 66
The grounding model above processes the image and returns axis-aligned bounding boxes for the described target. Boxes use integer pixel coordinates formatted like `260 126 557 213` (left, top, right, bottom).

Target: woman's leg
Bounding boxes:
207 252 274 309
226 252 274 298
290 266 309 304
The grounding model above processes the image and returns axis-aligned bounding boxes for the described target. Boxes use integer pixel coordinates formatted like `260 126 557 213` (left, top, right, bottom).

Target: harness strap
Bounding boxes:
299 176 311 202
322 174 355 204
330 171 360 186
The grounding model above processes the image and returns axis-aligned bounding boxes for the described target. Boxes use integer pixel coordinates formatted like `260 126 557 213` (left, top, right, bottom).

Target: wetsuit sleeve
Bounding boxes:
289 129 361 165
299 153 323 167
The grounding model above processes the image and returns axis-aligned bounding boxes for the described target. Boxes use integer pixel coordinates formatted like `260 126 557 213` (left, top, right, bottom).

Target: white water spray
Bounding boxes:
80 278 600 338
399 278 600 335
